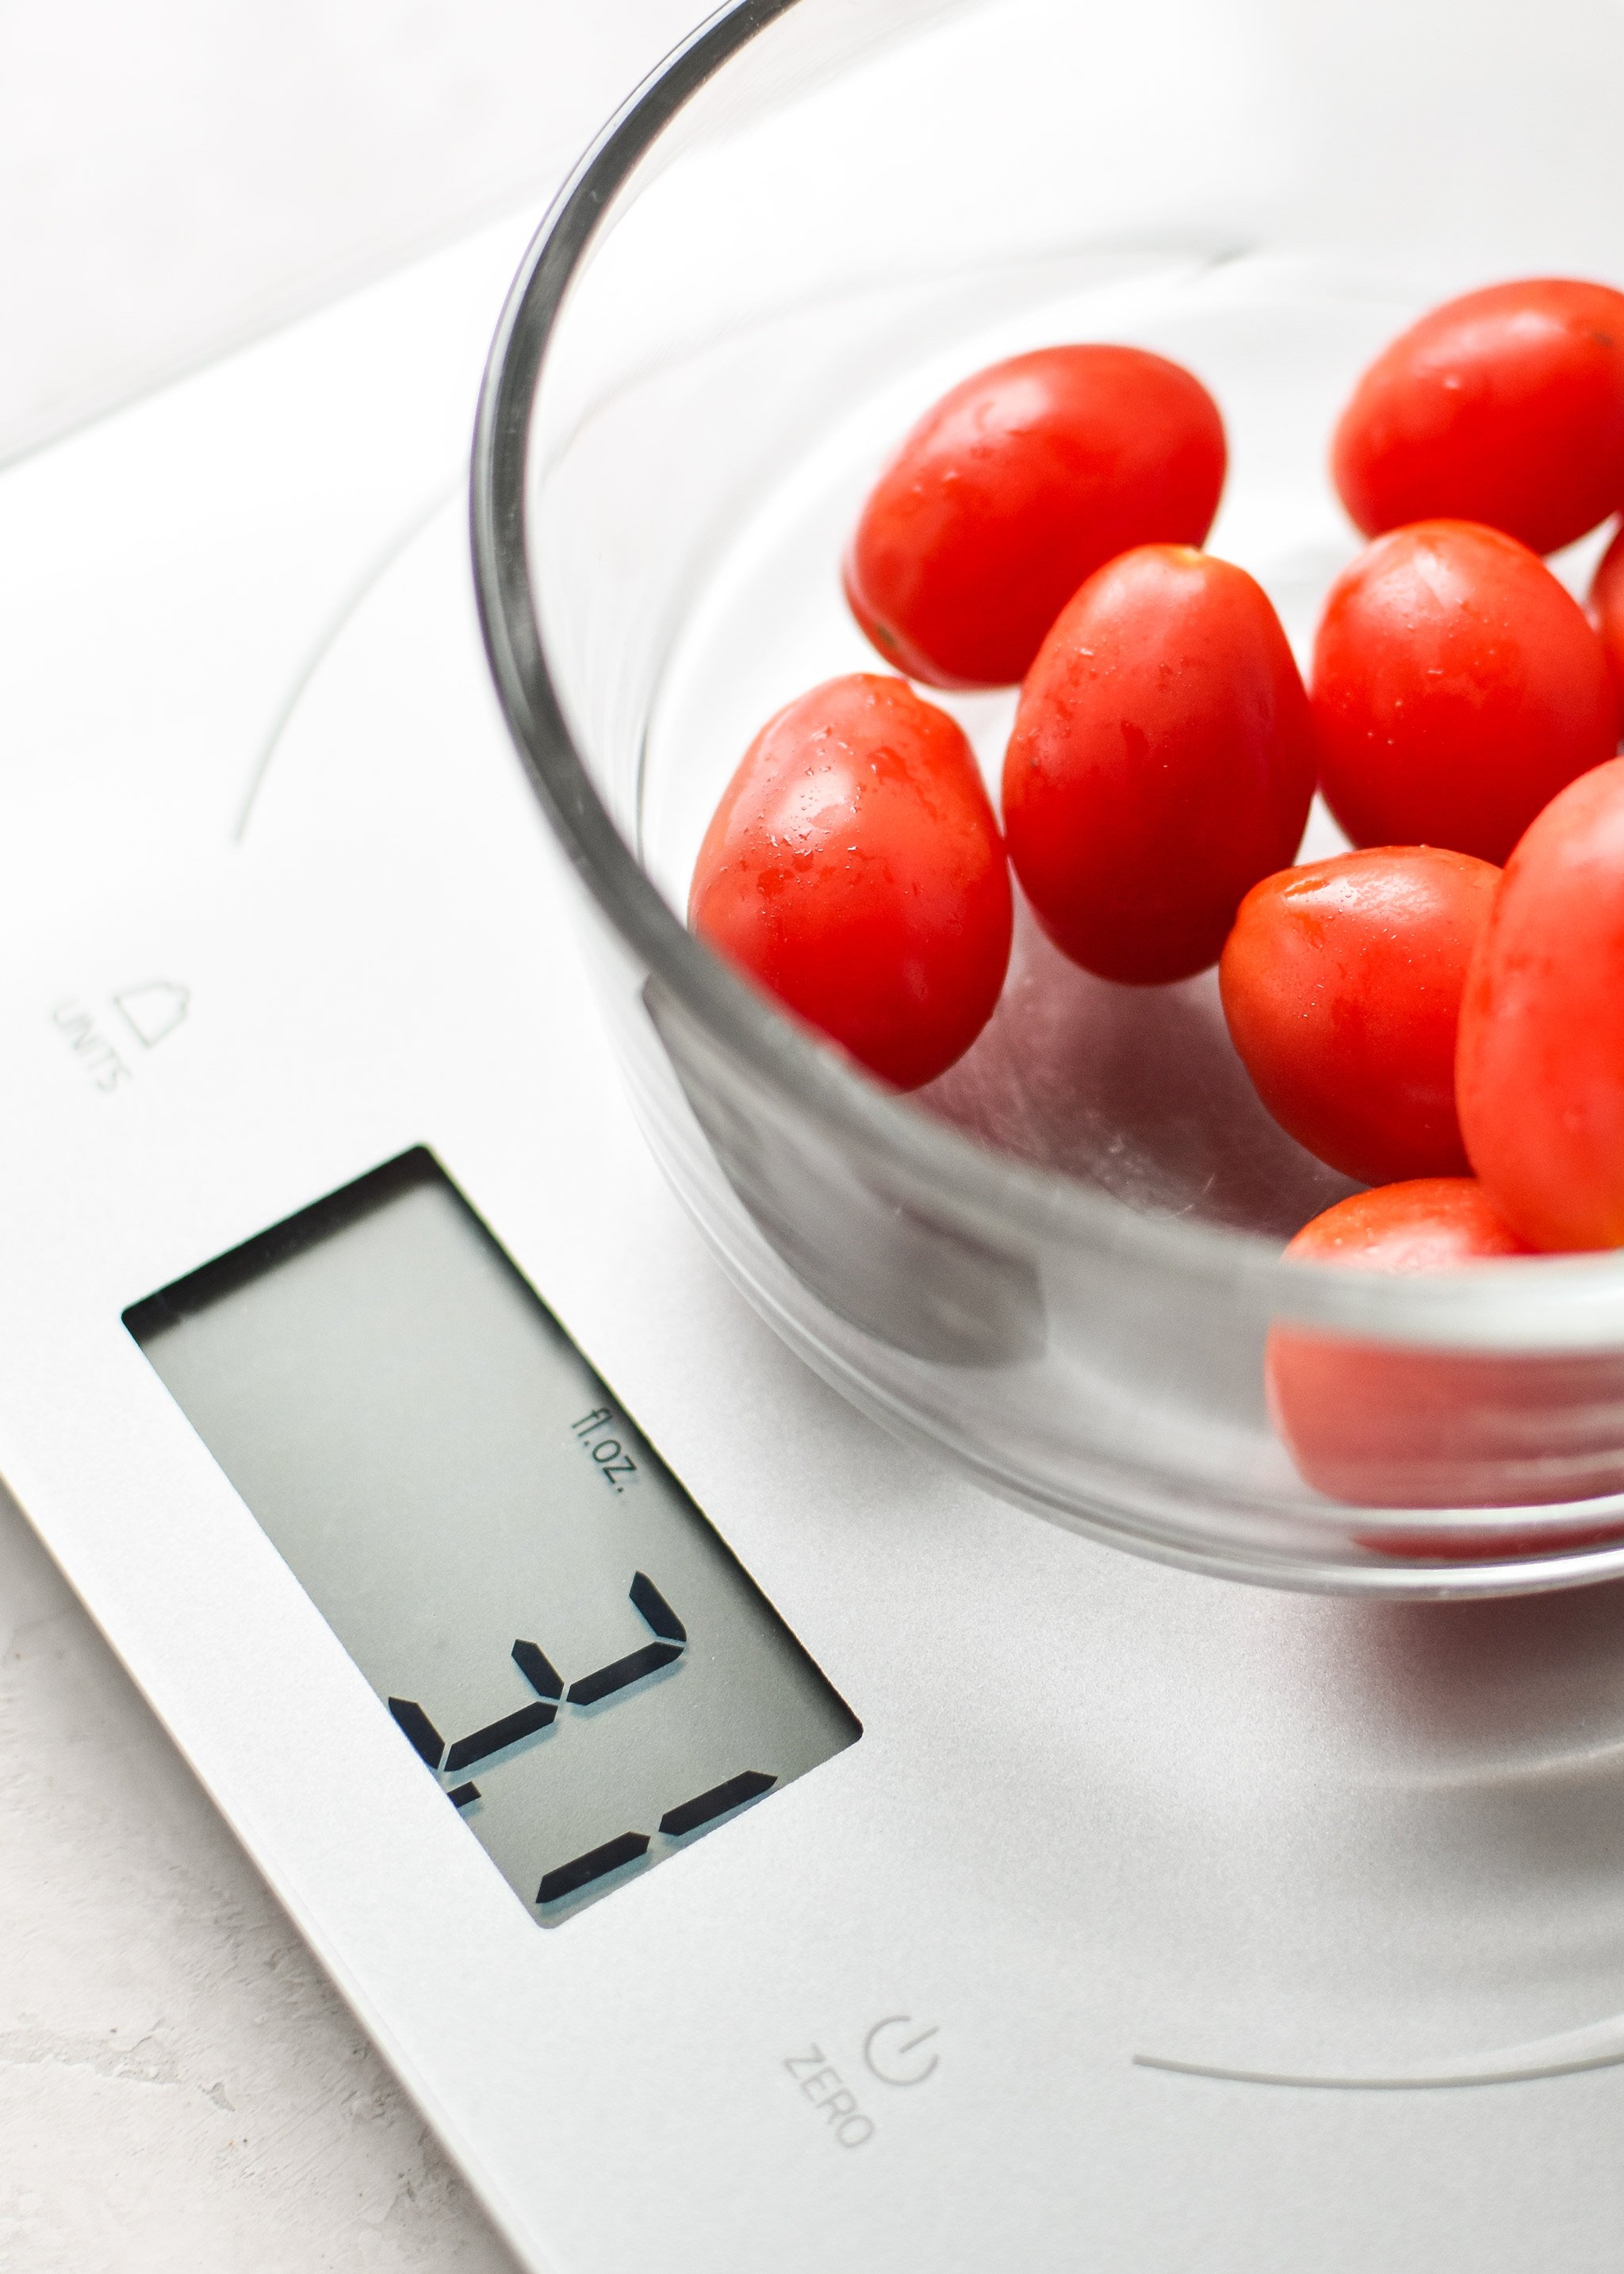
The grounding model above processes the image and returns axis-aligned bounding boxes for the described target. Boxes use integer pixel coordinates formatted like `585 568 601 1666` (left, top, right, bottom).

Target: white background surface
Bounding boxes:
0 0 701 468
0 4 702 2265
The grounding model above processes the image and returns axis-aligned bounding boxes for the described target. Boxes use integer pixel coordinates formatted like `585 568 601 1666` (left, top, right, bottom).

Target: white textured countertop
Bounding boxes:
0 6 701 2264
0 1482 519 2272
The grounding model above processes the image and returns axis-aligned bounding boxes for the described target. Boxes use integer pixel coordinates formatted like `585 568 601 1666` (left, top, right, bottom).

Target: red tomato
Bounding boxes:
1264 1181 1624 1522
1278 1176 1534 1271
1310 520 1617 865
1332 278 1624 555
844 346 1225 689
1457 754 1624 1249
1270 1181 1624 1528
1219 846 1499 1185
1000 545 1314 984
689 673 1012 1091
1587 517 1624 722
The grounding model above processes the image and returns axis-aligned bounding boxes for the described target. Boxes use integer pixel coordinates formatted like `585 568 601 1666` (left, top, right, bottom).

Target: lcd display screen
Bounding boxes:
126 1150 859 1922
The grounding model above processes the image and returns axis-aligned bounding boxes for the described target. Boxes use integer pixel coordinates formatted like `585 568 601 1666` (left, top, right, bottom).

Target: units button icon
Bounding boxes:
112 980 190 1049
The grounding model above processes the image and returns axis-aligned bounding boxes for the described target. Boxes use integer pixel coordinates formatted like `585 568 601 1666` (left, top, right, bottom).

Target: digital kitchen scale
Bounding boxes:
9 226 1624 2274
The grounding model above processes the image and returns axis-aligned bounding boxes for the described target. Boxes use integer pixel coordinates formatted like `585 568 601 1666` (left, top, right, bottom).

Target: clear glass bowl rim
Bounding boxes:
467 0 1624 1352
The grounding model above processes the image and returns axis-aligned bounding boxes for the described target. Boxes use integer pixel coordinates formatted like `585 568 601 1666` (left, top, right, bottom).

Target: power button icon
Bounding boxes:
864 2015 941 2088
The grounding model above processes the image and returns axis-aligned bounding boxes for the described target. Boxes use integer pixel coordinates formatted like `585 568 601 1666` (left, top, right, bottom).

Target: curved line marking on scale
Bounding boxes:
231 481 458 845
1135 2010 1624 2091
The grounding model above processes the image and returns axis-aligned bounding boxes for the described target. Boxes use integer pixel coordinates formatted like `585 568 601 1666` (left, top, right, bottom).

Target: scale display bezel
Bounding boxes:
123 1141 860 1929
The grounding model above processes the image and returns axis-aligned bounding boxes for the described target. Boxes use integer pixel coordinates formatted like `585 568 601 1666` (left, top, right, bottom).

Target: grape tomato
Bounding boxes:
688 673 1012 1092
1310 519 1617 865
1457 754 1624 1251
1277 1178 1534 1275
1220 846 1499 1187
1266 1181 1624 1524
1332 278 1624 555
1002 544 1314 985
845 344 1225 689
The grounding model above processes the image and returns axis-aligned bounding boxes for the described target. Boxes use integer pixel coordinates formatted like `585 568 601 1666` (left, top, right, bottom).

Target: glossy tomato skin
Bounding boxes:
1001 545 1314 984
845 346 1226 689
1269 1181 1624 1528
1457 754 1624 1249
1587 518 1624 723
1310 520 1617 865
1219 846 1499 1185
1266 1180 1591 1521
1280 1177 1534 1271
1332 278 1624 555
689 673 1012 1091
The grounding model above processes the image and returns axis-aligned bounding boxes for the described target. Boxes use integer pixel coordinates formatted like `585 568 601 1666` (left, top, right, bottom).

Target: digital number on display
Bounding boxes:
388 1558 776 1908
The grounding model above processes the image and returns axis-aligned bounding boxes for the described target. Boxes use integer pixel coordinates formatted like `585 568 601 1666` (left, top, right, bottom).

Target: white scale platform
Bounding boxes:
5 226 1624 2274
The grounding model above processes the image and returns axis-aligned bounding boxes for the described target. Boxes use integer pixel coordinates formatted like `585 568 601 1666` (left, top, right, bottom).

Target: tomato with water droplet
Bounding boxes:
845 345 1225 688
1310 519 1616 865
1332 278 1624 555
1002 544 1314 984
1220 845 1499 1185
689 673 1012 1091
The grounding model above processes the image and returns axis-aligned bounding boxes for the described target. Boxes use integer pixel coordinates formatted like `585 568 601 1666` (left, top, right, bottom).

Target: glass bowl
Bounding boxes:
472 0 1624 1595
